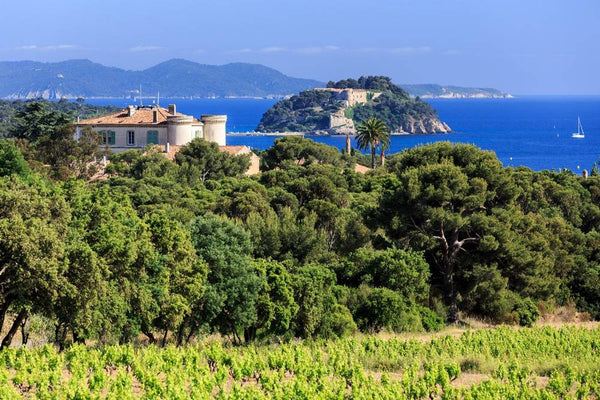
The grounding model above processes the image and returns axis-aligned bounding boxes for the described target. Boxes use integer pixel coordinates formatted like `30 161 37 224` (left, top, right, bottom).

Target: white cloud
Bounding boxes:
259 46 287 53
18 44 77 51
129 45 163 52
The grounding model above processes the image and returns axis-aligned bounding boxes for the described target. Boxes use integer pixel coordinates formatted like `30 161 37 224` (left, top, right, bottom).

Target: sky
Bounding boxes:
2 0 599 95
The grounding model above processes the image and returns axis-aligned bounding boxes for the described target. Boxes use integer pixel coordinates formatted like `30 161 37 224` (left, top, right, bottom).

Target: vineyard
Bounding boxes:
0 325 598 399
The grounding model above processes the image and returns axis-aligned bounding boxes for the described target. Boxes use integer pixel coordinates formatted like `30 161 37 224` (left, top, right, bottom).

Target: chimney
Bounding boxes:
168 104 176 114
127 105 135 117
153 110 158 123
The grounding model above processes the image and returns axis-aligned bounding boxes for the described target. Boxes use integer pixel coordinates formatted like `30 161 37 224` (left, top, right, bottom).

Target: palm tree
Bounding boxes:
355 118 390 168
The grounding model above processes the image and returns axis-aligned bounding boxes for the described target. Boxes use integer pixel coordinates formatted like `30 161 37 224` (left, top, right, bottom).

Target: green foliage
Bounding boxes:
248 259 298 340
189 214 261 343
175 138 250 181
257 90 340 132
418 306 445 332
351 286 423 332
3 121 600 347
514 298 540 327
335 247 430 303
8 101 72 142
356 118 390 168
260 136 348 170
0 140 30 178
0 98 119 137
291 265 356 338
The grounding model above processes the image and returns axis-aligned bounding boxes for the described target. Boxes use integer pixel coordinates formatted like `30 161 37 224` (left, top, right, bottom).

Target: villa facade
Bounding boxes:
75 104 227 151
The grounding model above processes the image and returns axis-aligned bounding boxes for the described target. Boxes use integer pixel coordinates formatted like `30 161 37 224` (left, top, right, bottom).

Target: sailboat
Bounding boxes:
572 117 585 138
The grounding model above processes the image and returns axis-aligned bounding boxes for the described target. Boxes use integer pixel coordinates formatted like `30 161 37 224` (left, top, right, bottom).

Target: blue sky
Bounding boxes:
2 0 599 94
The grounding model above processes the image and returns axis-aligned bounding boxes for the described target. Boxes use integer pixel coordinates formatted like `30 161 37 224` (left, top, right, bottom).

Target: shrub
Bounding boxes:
514 298 540 327
418 306 444 332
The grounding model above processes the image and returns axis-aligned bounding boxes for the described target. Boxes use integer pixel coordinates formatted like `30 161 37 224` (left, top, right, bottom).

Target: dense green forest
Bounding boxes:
0 98 119 137
257 76 448 133
0 102 599 349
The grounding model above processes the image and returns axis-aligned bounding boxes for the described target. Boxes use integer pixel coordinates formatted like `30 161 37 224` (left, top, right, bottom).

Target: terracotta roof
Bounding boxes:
354 164 372 174
77 106 198 126
219 145 251 155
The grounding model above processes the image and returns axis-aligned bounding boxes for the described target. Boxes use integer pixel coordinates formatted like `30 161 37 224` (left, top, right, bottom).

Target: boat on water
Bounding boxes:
572 117 585 138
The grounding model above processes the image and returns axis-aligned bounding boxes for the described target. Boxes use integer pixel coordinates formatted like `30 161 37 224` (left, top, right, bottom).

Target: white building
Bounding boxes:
75 104 227 151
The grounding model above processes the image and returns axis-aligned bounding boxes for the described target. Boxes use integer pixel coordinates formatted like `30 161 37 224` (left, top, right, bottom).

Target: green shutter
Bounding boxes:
147 130 159 144
109 131 116 145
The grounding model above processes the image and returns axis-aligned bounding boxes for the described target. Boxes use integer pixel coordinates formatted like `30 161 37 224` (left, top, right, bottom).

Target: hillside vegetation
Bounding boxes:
257 76 451 133
0 104 599 352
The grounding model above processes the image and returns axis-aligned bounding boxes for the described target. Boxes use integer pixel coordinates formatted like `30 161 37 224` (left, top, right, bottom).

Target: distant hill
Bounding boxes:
0 59 510 100
0 59 324 99
399 84 512 98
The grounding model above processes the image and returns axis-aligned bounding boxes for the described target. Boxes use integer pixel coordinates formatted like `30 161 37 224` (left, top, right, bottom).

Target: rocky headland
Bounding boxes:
257 76 451 135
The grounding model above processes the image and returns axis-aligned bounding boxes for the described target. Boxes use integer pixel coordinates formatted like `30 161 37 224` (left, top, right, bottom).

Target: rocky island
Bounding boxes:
257 76 451 134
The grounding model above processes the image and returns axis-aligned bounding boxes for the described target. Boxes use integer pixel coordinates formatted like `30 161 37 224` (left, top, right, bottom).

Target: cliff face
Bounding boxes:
397 116 451 134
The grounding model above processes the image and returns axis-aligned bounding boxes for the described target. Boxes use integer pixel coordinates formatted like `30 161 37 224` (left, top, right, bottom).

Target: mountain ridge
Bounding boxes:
0 59 511 100
0 59 324 99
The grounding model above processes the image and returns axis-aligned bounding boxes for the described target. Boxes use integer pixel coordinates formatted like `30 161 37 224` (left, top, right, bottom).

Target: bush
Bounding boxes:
0 139 30 178
514 298 540 327
319 304 358 338
352 287 425 332
418 306 444 332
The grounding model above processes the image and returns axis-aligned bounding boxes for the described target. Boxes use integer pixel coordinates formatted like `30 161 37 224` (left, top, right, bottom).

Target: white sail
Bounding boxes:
572 116 585 138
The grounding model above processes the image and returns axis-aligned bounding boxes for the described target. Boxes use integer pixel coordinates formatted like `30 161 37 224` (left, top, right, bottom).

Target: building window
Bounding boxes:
99 130 107 144
195 130 202 139
127 130 135 146
147 130 159 144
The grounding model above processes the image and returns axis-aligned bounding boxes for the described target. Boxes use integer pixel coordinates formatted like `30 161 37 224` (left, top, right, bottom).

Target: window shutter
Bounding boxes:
147 130 159 144
109 131 116 145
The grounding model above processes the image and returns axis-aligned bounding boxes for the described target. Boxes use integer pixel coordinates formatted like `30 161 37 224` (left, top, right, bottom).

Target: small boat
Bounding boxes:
572 117 585 138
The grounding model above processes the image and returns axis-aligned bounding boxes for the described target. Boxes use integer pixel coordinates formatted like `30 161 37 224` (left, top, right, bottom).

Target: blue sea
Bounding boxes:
86 96 600 172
